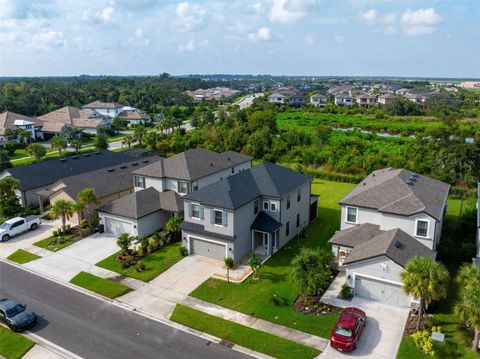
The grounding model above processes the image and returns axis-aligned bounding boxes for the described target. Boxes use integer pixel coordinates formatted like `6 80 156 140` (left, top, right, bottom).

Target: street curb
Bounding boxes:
1 258 274 359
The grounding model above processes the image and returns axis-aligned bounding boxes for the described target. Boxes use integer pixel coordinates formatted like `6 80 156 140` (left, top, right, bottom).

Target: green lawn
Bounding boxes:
0 326 35 359
171 304 321 359
190 179 355 339
96 242 184 282
7 249 41 264
70 272 131 298
446 195 476 222
10 149 29 160
397 336 431 359
33 234 77 252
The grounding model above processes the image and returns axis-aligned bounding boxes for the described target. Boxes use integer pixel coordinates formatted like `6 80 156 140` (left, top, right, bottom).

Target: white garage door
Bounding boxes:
355 276 410 308
190 237 226 261
104 217 134 236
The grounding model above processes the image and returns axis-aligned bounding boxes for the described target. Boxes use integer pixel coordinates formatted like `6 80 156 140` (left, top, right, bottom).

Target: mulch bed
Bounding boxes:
293 293 340 316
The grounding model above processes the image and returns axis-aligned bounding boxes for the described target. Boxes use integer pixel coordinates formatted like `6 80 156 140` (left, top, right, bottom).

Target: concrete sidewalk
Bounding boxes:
181 296 329 352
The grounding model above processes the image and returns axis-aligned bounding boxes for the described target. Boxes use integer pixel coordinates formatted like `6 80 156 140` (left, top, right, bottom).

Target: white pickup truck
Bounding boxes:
0 216 41 242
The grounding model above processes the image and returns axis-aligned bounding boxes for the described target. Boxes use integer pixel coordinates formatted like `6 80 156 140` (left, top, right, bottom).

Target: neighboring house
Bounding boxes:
181 162 316 263
37 106 112 136
328 168 450 308
268 92 288 105
475 183 480 266
377 93 397 106
0 150 150 207
36 157 160 223
355 93 377 108
97 148 252 237
81 101 124 117
288 94 306 107
116 107 151 126
97 187 183 237
185 87 240 103
0 112 44 146
310 93 328 107
334 93 354 107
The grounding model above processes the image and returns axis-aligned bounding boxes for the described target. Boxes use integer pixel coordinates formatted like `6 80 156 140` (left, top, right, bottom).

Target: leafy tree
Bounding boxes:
72 201 85 227
291 248 334 302
49 136 67 156
0 177 21 218
16 128 31 144
51 199 74 237
77 188 99 227
121 134 134 149
26 143 46 162
455 284 480 352
456 263 480 290
133 125 146 147
0 150 12 171
165 214 182 242
249 252 261 279
401 256 449 331
94 134 109 150
60 125 79 141
4 141 16 156
117 233 133 253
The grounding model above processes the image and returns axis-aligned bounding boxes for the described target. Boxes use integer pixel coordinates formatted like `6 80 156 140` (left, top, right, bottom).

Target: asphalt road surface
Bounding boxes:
0 261 250 359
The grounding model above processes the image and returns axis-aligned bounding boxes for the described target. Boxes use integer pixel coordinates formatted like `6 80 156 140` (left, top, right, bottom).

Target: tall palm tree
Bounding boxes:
455 285 480 352
456 263 480 290
51 200 74 238
401 256 450 331
49 136 67 156
165 215 183 242
72 201 85 228
121 134 134 149
77 188 99 227
16 129 31 144
133 126 146 147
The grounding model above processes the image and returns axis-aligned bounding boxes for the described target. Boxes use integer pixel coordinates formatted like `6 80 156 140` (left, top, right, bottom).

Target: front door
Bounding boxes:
262 233 269 255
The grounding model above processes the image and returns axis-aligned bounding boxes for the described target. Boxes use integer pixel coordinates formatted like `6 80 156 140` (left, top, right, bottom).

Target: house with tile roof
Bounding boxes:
0 111 44 147
96 148 252 237
82 101 151 126
180 162 316 263
328 168 449 307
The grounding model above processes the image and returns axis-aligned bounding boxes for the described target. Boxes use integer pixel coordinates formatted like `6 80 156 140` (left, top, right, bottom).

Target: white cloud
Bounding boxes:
178 39 208 52
176 2 206 31
268 0 316 25
248 27 271 42
401 8 442 36
380 13 397 34
82 6 116 25
226 22 249 34
334 34 344 44
128 27 150 47
32 29 65 49
359 9 377 24
304 35 314 45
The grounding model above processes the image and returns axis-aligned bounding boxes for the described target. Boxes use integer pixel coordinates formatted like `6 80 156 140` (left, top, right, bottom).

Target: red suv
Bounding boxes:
330 307 367 352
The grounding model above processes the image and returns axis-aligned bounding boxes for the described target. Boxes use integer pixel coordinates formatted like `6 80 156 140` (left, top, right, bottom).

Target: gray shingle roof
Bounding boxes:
97 187 183 219
339 168 450 221
184 162 312 210
329 223 383 248
343 228 436 267
250 211 282 233
132 148 252 181
3 150 146 191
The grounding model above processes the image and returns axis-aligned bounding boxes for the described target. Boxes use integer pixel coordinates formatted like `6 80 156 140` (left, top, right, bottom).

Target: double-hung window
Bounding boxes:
191 204 201 219
135 176 145 188
416 220 429 238
346 207 357 223
214 210 223 226
270 202 277 212
178 181 189 194
263 201 269 211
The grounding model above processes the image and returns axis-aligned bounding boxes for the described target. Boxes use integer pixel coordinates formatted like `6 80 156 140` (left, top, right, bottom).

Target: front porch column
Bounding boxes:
251 230 254 253
38 196 44 213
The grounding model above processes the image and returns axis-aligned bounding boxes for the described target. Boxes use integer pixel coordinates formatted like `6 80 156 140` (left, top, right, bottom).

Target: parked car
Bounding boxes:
0 216 41 242
0 299 37 331
330 307 367 352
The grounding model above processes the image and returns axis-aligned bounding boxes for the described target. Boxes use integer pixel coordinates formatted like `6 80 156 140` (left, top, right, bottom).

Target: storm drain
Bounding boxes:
219 340 234 348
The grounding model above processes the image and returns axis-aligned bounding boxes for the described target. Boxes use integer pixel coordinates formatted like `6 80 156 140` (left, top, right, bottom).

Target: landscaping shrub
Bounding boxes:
148 237 158 251
340 284 353 299
224 257 234 268
135 263 146 272
411 330 435 356
179 246 188 257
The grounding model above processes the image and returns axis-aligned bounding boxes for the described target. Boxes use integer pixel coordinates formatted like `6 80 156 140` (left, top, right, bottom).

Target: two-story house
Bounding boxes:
334 93 353 107
180 162 314 263
97 148 252 237
355 93 377 108
82 101 124 118
310 93 328 107
328 168 449 307
0 111 44 147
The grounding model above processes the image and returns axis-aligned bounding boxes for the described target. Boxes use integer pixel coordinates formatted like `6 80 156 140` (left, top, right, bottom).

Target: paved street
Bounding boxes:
0 261 250 359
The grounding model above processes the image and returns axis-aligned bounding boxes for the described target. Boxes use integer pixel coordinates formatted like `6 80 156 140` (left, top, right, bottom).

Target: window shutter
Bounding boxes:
200 206 204 220
223 211 228 227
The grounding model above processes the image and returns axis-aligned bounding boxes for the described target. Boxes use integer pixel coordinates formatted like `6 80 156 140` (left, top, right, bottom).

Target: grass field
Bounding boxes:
171 304 321 359
96 242 184 282
0 326 35 359
6 249 41 264
70 272 131 298
190 179 355 339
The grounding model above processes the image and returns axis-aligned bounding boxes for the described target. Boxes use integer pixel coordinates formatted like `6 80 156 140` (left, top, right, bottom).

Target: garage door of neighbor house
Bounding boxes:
104 217 133 236
355 276 410 308
190 237 226 261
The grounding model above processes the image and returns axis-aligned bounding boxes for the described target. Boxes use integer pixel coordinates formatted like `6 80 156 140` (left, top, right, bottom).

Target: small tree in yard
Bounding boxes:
249 252 261 279
26 143 47 162
70 140 82 155
0 177 22 218
165 214 182 242
72 201 85 227
401 256 449 331
50 136 67 156
291 248 334 304
77 188 99 228
117 233 133 254
94 134 109 150
51 200 74 241
225 257 234 283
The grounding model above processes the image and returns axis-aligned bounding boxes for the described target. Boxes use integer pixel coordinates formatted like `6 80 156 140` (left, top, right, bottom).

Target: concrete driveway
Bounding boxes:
117 255 223 319
24 232 118 282
0 219 62 259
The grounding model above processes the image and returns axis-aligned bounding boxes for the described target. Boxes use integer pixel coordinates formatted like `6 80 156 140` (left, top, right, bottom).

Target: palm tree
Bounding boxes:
121 134 134 149
133 126 146 147
49 136 67 156
401 256 449 331
51 200 74 238
165 215 183 242
455 285 480 352
16 129 32 144
456 263 480 290
70 140 82 155
72 201 85 228
77 188 99 227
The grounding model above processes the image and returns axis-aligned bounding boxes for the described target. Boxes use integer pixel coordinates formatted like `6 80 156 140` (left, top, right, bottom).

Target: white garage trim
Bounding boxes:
102 215 134 236
186 234 228 259
352 272 404 287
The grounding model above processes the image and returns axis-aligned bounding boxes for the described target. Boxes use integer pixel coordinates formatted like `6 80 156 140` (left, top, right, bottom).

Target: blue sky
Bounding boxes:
0 0 479 77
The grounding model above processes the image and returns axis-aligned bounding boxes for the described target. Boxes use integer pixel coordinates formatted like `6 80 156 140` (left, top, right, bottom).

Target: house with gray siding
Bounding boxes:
328 168 449 307
181 162 314 263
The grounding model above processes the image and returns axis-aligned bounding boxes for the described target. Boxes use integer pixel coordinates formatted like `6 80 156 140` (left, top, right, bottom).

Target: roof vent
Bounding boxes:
107 169 115 172
120 165 127 169
60 158 67 162
393 240 403 249
210 163 213 166
142 160 149 163
131 163 138 166
407 180 414 186
72 156 79 159
412 173 419 178
363 182 366 186
227 157 231 161
408 175 417 182
83 153 91 157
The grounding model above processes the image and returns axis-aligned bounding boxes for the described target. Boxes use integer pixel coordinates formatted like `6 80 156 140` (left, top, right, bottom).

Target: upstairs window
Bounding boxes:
296 213 300 228
134 176 145 188
192 181 198 191
263 201 269 211
286 222 290 236
214 210 223 226
346 207 357 223
270 202 277 212
178 181 189 194
416 220 429 238
191 204 200 219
